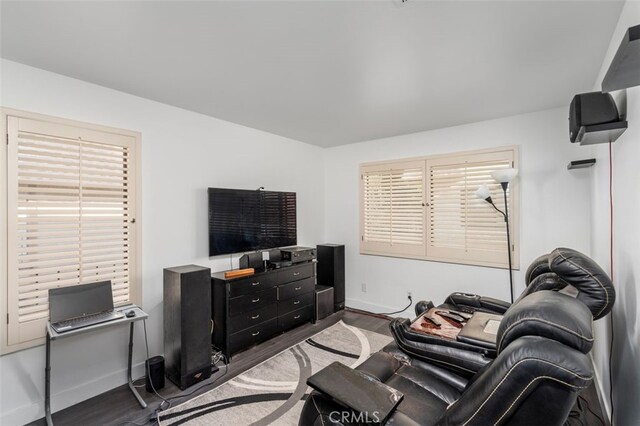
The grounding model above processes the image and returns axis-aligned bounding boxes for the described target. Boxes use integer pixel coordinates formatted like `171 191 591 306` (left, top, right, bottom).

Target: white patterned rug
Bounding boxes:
158 320 392 426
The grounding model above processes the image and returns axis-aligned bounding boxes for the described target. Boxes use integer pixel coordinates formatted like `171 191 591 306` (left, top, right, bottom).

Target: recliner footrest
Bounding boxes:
307 361 404 424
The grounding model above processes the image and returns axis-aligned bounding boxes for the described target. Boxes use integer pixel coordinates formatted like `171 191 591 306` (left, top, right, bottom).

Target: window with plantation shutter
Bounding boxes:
426 149 518 268
2 110 141 352
360 160 425 257
359 147 519 268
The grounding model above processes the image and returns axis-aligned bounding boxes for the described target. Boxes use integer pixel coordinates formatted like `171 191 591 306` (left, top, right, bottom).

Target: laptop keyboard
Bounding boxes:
53 310 123 332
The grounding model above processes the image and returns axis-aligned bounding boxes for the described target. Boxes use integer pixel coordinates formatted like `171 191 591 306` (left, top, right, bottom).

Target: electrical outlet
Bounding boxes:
407 291 412 299
361 282 367 293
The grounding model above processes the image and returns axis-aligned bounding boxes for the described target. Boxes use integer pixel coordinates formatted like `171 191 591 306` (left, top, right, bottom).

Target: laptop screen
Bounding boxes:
49 281 115 323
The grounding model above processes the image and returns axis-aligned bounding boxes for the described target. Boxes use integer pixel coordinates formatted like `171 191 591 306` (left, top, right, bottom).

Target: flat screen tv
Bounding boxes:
208 188 297 256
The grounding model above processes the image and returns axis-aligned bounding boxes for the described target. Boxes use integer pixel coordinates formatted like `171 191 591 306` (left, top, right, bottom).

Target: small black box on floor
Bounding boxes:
314 285 334 323
145 356 165 392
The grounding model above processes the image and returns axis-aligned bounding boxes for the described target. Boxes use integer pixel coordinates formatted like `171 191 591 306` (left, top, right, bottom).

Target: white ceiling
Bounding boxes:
0 1 624 147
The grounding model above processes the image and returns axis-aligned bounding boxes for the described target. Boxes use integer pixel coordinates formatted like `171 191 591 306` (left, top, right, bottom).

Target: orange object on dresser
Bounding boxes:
224 268 255 279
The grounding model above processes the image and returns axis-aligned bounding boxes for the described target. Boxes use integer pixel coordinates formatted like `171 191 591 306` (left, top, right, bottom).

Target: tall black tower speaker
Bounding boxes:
164 265 212 390
317 244 345 311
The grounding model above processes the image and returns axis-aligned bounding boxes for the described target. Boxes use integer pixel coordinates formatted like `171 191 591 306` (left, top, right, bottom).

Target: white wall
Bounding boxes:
589 2 640 424
0 59 325 425
323 107 592 314
1 22 631 423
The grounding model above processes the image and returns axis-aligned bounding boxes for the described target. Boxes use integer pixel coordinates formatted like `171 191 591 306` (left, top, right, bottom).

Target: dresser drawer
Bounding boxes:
229 303 277 334
229 274 277 298
278 277 315 301
278 292 314 315
229 287 277 317
277 263 314 284
229 318 278 354
278 305 313 331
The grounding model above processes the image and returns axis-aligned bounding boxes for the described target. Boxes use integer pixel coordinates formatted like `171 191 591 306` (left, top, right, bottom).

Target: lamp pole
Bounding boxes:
475 166 518 304
501 182 514 303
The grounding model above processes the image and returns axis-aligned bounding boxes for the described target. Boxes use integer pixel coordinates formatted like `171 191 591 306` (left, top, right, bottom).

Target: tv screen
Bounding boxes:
208 188 297 256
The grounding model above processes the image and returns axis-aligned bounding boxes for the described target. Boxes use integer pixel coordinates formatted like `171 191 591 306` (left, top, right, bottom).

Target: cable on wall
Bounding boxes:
608 140 615 424
609 141 614 285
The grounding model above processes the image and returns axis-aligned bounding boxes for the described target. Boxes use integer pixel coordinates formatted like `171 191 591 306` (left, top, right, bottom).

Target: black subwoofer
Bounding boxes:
316 244 345 311
314 285 334 322
164 265 212 390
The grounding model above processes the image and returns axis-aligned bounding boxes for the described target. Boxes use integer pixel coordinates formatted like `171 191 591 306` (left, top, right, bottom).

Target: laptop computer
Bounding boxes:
49 281 125 333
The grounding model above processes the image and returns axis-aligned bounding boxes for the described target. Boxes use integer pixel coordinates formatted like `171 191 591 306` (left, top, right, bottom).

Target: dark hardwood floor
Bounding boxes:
29 310 390 426
29 309 608 426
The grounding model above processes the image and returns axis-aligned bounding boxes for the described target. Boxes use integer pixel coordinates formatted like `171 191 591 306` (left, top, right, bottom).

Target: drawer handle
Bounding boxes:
293 272 300 276
252 298 260 303
294 286 302 290
293 300 300 305
251 282 260 286
252 331 260 337
251 314 260 320
293 315 301 319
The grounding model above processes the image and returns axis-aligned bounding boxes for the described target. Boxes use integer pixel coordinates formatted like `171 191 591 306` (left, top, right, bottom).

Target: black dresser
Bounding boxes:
211 262 315 359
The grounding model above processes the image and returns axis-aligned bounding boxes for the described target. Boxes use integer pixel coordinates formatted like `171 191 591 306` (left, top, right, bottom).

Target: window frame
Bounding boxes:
0 108 143 355
359 145 520 270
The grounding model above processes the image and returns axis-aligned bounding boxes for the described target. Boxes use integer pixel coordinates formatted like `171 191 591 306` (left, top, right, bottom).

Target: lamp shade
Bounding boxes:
491 168 519 184
474 185 492 200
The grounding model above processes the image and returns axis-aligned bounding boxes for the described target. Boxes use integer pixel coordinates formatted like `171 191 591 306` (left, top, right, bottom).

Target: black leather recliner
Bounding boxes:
430 247 615 320
390 247 614 377
299 291 595 426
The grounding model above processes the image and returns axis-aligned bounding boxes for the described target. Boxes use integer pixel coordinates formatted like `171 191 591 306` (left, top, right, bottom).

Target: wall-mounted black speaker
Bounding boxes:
317 244 345 311
164 265 212 390
569 92 626 144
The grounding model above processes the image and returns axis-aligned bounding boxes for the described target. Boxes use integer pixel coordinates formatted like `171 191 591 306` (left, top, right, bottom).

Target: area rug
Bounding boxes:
158 320 393 426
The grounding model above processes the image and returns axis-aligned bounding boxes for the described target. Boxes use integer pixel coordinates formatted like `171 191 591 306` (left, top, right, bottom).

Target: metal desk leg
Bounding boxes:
127 322 147 408
45 332 53 426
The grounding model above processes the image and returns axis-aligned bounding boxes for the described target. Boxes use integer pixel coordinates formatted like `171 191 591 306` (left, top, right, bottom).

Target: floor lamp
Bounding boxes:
474 168 518 303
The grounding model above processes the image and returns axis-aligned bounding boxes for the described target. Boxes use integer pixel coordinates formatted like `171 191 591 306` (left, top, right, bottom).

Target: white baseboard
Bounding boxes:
1 361 147 426
345 297 413 318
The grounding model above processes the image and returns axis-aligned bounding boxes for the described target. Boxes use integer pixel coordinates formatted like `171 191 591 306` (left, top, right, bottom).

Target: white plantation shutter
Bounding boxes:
6 116 138 346
359 147 519 268
426 150 515 266
361 160 426 257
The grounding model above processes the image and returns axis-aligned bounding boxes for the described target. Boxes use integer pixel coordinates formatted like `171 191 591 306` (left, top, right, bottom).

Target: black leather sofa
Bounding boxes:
300 290 595 425
299 248 613 425
390 247 614 377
